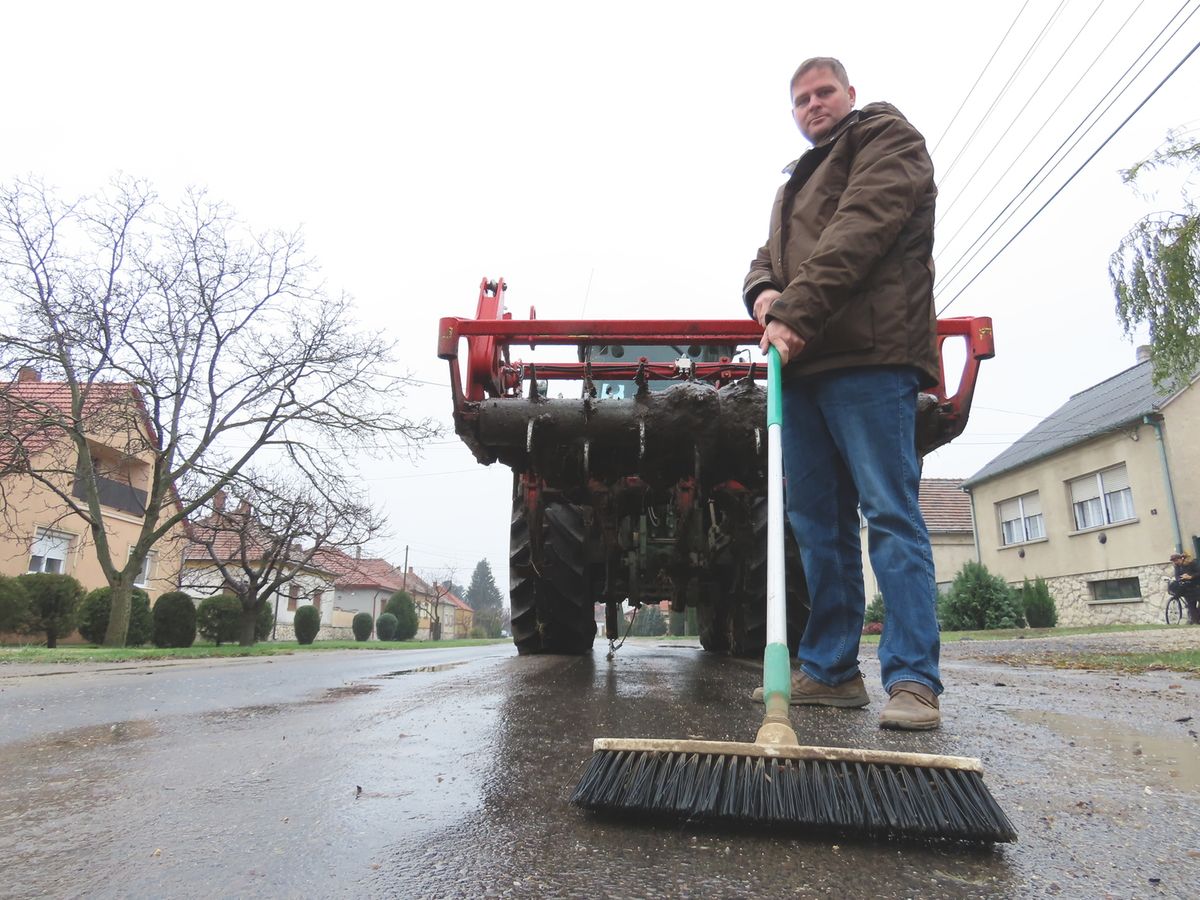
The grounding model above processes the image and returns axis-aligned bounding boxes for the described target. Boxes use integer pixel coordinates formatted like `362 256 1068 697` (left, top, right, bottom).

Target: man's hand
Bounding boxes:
752 289 781 326
760 319 805 366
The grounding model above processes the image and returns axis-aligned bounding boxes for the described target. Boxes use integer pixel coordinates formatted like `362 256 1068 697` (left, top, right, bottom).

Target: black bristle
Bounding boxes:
572 749 1017 843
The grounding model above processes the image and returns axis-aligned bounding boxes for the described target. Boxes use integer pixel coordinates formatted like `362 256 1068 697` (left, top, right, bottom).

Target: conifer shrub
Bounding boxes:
20 573 84 648
152 591 197 648
78 587 153 645
352 611 373 641
938 561 1026 631
293 604 321 645
864 594 885 625
1019 577 1059 628
376 612 399 641
630 605 667 636
196 594 242 645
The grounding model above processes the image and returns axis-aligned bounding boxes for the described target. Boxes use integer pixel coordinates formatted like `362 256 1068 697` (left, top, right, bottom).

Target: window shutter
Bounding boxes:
1100 465 1129 492
1069 475 1100 505
998 499 1021 521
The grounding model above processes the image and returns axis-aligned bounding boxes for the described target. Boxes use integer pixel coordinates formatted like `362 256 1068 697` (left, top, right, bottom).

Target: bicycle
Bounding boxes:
1163 576 1191 625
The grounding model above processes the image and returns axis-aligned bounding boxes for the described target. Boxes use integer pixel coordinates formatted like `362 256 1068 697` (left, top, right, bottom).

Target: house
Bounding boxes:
309 548 408 629
400 568 475 640
861 478 977 599
961 351 1199 625
181 493 336 630
0 368 185 603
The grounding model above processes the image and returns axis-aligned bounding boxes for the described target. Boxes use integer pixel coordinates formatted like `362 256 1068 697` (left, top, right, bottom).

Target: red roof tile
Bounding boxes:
918 479 973 533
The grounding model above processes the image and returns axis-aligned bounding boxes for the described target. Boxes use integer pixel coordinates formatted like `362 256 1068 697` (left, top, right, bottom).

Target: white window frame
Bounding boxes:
131 550 157 588
28 527 73 575
998 492 1044 546
1069 465 1135 531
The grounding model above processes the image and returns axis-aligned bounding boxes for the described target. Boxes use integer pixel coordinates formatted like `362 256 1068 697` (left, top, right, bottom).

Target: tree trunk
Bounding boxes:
103 581 134 647
238 606 258 647
46 627 57 649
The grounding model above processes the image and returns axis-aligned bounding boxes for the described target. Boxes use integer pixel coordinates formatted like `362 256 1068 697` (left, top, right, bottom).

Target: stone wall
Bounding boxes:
1028 563 1174 626
268 624 356 643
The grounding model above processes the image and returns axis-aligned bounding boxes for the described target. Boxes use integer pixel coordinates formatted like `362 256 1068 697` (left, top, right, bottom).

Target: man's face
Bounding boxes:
791 66 856 143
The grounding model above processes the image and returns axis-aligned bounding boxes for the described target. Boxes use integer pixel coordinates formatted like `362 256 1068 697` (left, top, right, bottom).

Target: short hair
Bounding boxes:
791 57 850 92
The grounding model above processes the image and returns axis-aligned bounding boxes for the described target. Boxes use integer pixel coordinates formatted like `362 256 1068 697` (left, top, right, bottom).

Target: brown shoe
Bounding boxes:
879 681 940 730
751 672 869 708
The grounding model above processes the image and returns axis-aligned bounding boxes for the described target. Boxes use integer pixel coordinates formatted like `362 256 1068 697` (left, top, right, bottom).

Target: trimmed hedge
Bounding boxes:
196 594 242 645
293 604 321 645
386 591 418 641
0 575 30 632
20 573 84 648
152 591 197 648
78 587 152 646
352 611 373 641
376 612 399 641
255 599 274 641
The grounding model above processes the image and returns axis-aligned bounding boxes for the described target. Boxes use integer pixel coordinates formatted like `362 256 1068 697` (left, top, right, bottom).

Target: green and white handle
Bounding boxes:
760 345 793 726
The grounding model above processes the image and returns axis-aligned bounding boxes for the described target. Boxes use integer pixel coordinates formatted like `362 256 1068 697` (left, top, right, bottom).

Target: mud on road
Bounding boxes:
1 631 1197 900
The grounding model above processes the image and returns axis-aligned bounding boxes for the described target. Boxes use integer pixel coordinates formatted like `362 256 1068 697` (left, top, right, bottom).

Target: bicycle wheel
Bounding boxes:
1165 596 1184 625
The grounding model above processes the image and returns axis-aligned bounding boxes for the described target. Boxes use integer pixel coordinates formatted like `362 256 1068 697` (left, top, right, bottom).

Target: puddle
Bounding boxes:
376 663 465 678
320 684 380 700
1009 709 1200 790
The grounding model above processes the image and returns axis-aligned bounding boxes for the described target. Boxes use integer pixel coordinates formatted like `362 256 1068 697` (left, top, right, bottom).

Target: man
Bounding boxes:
746 57 942 730
1170 552 1200 624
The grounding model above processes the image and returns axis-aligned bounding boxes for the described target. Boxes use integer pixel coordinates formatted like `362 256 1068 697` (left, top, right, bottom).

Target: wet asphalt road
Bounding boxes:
1 632 1198 900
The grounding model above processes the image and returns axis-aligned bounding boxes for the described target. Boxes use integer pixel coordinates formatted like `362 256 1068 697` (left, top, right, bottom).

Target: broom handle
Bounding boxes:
762 345 790 705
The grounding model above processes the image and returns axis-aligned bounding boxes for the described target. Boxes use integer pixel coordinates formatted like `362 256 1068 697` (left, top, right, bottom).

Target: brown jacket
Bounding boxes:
743 102 939 387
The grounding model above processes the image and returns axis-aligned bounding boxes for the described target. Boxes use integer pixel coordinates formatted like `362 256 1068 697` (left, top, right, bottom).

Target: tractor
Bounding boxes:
438 278 993 656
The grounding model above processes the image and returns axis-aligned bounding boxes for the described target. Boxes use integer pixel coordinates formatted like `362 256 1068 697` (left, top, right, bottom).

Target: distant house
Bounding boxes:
310 548 408 628
400 568 475 640
861 478 977 600
962 353 1198 625
181 493 336 629
0 368 185 600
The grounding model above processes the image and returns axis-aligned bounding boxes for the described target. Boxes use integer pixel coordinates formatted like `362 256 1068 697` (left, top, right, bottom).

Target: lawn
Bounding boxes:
0 638 507 665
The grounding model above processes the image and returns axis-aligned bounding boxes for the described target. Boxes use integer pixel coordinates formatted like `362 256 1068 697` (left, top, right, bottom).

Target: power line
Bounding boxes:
936 0 1074 185
930 0 1034 157
936 0 1198 295
935 0 1114 228
938 32 1200 313
936 0 1150 260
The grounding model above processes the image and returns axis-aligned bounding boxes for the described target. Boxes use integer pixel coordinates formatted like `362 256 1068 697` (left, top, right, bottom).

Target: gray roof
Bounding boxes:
963 360 1181 488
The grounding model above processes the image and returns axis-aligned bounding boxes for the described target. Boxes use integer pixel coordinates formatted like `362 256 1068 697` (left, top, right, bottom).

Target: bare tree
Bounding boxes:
182 471 385 646
415 568 460 641
0 177 435 645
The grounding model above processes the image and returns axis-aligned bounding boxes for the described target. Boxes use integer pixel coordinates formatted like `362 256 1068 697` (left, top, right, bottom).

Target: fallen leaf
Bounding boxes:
152 849 162 857
1174 716 1192 723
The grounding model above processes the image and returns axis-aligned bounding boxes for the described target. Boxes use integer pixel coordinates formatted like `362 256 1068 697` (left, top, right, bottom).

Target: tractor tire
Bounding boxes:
697 601 730 653
727 498 809 658
509 495 597 655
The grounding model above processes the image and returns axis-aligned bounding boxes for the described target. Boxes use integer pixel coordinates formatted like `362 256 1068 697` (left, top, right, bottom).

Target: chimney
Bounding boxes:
17 366 40 383
1136 345 1152 364
213 490 227 513
355 546 361 560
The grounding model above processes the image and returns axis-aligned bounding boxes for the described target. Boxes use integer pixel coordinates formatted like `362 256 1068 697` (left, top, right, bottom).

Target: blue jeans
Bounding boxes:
780 366 942 695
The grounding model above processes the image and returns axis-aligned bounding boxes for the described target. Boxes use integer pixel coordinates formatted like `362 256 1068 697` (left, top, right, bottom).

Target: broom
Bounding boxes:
570 346 1017 843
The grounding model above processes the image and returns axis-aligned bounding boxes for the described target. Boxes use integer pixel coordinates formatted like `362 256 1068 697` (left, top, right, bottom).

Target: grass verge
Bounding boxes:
0 638 507 665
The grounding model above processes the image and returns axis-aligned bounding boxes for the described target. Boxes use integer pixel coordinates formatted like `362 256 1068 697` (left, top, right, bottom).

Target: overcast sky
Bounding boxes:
3 1 1197 596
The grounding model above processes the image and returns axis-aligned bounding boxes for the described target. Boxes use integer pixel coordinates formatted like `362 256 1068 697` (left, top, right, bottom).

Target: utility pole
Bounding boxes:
402 545 409 590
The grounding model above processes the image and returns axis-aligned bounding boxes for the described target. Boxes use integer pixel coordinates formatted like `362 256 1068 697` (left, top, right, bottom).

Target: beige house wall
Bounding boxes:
861 530 976 600
1160 383 1200 553
967 415 1190 625
0 452 184 599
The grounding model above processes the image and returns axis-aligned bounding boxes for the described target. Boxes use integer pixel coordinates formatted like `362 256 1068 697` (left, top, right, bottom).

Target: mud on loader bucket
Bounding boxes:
438 277 994 656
